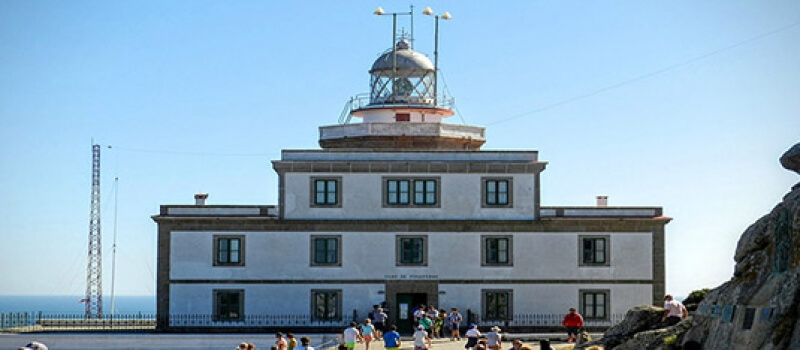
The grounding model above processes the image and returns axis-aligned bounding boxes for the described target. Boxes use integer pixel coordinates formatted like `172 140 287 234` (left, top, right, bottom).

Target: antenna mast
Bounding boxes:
85 144 104 318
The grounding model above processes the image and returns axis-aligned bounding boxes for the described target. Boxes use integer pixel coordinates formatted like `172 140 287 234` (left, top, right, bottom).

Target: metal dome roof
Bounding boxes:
370 39 435 72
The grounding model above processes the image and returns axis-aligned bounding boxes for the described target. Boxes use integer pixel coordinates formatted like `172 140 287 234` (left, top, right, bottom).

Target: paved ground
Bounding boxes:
0 333 593 350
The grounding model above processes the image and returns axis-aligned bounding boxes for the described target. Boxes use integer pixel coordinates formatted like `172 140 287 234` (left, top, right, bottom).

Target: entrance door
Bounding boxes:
396 293 427 334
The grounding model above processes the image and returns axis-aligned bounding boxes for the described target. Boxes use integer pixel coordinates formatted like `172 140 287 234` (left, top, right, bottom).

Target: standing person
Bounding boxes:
433 309 445 339
362 318 377 350
343 322 363 350
413 304 427 327
463 324 481 350
562 307 584 343
275 333 288 350
383 325 402 350
248 344 256 350
419 314 433 334
413 325 432 350
448 308 463 341
485 326 502 350
295 337 314 350
661 294 688 326
373 307 388 340
287 334 298 350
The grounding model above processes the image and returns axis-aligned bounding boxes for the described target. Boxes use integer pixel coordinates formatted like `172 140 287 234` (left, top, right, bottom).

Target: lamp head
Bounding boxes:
422 7 434 16
374 6 386 15
441 12 452 20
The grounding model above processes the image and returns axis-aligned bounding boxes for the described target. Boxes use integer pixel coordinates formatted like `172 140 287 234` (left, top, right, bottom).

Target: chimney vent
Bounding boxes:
596 195 608 207
194 193 209 206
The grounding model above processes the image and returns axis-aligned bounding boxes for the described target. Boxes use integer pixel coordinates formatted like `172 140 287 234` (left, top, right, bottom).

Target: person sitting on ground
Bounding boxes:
295 336 314 350
538 339 555 350
476 339 488 350
413 325 432 350
464 323 481 350
508 339 523 350
661 294 688 327
485 326 502 350
237 342 249 350
561 307 584 343
383 324 402 350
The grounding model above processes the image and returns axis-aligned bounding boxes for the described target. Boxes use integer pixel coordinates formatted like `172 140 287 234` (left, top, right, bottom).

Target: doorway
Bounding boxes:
395 293 427 333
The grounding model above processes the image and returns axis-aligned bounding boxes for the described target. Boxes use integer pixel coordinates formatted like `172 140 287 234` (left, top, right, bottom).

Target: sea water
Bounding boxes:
0 295 155 315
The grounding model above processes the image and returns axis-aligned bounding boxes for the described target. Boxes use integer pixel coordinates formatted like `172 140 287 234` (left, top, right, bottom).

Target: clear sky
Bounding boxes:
1 1 798 301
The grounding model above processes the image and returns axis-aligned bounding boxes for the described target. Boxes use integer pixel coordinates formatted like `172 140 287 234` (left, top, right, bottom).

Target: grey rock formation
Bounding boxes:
780 142 800 176
580 142 800 350
680 142 800 349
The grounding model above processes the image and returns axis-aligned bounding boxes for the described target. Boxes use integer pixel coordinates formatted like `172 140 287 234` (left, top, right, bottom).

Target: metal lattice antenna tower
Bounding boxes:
85 144 103 318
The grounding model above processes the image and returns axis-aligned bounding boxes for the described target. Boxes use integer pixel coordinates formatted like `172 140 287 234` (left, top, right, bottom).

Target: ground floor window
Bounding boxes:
311 289 342 321
213 289 244 321
580 290 609 320
482 289 513 320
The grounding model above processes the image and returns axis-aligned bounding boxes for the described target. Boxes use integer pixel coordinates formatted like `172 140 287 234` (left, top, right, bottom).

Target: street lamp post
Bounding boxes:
422 7 451 106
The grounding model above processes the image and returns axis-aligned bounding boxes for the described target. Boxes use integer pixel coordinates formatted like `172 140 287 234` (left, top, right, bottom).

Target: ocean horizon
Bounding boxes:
0 295 155 314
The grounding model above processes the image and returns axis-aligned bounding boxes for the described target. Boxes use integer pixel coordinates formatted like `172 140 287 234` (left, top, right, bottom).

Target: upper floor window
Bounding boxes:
483 290 513 321
385 178 439 207
312 289 342 321
581 290 609 320
482 236 512 266
214 236 244 266
483 178 512 207
397 235 427 266
311 235 341 266
312 177 341 207
580 236 609 266
213 289 244 322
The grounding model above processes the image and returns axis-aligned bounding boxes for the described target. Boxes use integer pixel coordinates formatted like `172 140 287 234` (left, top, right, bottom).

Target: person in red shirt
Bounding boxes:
561 308 584 343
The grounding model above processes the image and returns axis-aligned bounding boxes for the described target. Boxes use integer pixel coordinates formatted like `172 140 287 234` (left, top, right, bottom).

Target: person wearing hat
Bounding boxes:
413 324 432 350
485 326 502 350
562 307 584 343
463 324 481 350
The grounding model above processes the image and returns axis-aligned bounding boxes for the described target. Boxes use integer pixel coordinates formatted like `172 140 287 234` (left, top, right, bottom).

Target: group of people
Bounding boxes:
237 332 315 350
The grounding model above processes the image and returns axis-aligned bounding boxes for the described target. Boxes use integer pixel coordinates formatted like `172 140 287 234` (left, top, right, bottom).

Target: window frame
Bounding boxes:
579 235 611 267
383 177 440 208
482 289 513 321
481 235 513 266
213 289 245 322
482 177 513 208
213 235 245 267
311 289 342 321
310 235 342 267
310 177 342 208
396 235 428 266
580 289 610 320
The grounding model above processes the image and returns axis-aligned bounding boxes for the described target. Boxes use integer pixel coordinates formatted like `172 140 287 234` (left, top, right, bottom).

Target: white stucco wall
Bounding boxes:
170 231 652 281
282 173 537 220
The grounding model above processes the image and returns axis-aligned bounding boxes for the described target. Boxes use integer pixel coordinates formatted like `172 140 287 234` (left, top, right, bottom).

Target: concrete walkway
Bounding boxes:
0 333 597 350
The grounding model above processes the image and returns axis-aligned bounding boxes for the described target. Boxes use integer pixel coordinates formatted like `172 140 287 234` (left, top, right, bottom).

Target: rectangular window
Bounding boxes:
397 236 427 266
312 178 341 206
484 179 511 206
384 178 439 207
395 113 410 122
214 289 244 321
483 290 513 321
414 180 437 205
311 235 341 266
483 236 512 266
387 180 411 205
581 290 609 320
311 290 342 321
214 236 244 266
581 236 609 266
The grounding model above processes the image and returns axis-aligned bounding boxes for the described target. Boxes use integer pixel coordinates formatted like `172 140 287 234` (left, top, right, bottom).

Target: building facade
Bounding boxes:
153 36 670 332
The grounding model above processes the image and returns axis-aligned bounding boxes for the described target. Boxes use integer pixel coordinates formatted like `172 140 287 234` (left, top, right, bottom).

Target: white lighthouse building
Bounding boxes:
153 11 670 333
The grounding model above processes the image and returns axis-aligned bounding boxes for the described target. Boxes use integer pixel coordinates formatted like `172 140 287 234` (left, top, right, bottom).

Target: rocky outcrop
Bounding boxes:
580 142 800 350
576 306 689 350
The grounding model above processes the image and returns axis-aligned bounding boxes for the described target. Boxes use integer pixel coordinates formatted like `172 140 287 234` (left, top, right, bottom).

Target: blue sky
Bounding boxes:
1 0 798 304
